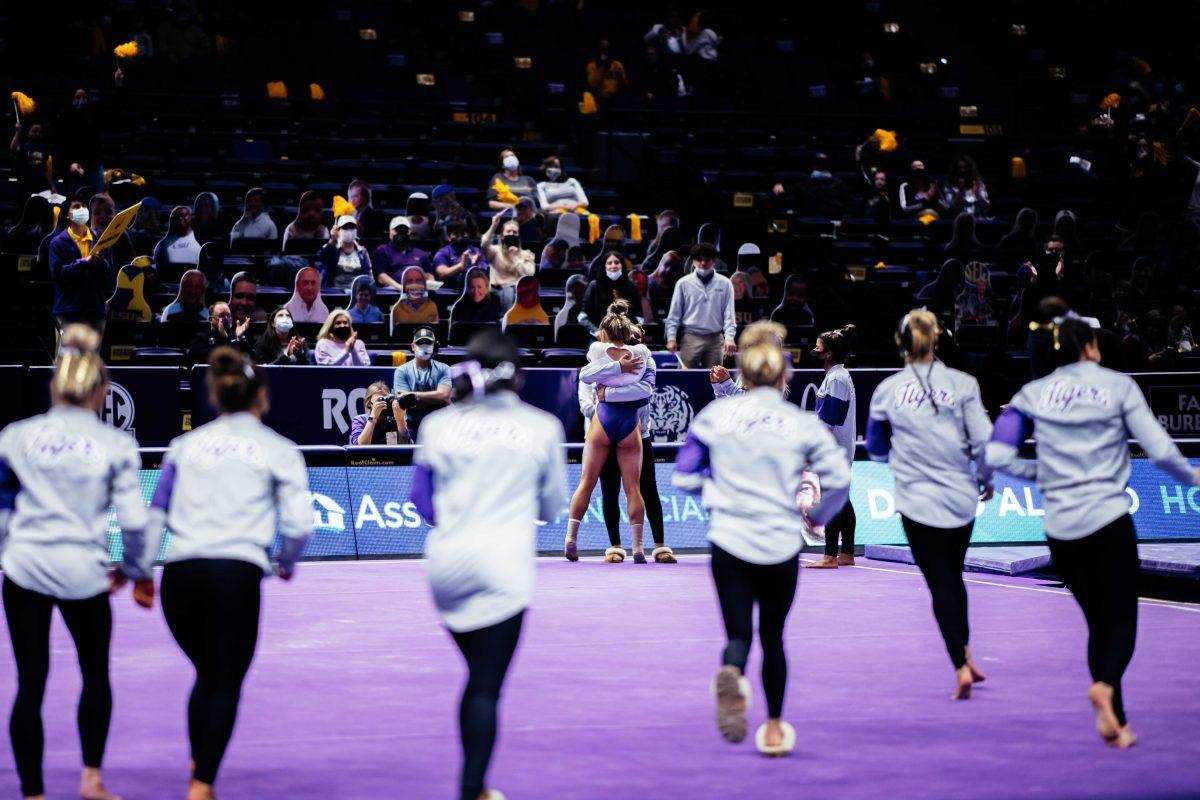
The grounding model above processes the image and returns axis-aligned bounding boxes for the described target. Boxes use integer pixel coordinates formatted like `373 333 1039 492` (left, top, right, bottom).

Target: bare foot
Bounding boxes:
714 665 749 743
763 719 784 749
186 779 216 800
964 646 987 683
1088 682 1122 745
80 767 122 800
1111 724 1138 749
805 556 839 569
836 553 855 566
952 665 973 700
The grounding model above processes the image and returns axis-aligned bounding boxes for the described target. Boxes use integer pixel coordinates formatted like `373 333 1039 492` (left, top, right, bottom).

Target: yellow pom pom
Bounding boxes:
11 91 36 116
578 91 597 115
491 177 519 206
870 129 898 152
309 83 326 101
1011 156 1027 180
1100 93 1121 111
266 81 288 100
332 195 355 219
113 40 140 59
628 214 642 243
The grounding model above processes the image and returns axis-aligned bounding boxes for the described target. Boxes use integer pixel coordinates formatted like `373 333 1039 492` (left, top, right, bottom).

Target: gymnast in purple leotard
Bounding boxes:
564 300 652 561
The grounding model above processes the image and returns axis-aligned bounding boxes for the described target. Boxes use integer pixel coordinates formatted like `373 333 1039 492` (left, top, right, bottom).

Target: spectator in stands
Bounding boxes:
348 179 386 234
774 153 853 219
898 160 940 221
629 268 656 322
404 192 433 240
955 262 996 330
430 184 479 241
59 85 114 194
859 166 892 224
566 244 589 272
536 156 590 212
187 301 250 364
647 249 685 313
943 212 985 260
49 194 115 335
996 207 1040 260
917 259 965 318
9 121 53 198
283 266 330 323
580 252 642 335
487 149 537 210
1120 211 1161 252
391 326 452 437
1053 209 1082 252
684 222 728 273
556 274 588 336
88 193 134 268
1166 307 1195 353
161 269 209 322
373 216 432 290
192 192 221 242
503 275 550 328
665 243 737 367
228 270 267 324
315 308 370 366
153 205 203 268
450 268 503 325
586 39 630 101
348 275 384 325
484 210 536 308
131 196 163 238
283 190 330 246
769 274 815 327
390 266 439 327
431 220 487 289
730 270 767 325
349 382 409 446
7 195 53 236
229 188 278 240
745 266 770 299
254 307 308 365
939 156 990 217
318 215 371 290
514 197 546 245
539 239 569 271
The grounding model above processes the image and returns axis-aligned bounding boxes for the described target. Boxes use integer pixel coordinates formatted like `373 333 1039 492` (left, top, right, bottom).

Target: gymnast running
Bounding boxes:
142 348 313 800
865 309 994 699
986 314 1200 748
0 325 152 800
411 330 567 800
565 300 653 562
674 329 850 756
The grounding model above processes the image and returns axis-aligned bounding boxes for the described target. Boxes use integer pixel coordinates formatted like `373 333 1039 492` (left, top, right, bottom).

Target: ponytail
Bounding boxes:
1030 314 1097 367
738 342 787 389
897 309 939 362
599 299 638 344
207 347 265 413
817 324 856 364
53 324 107 406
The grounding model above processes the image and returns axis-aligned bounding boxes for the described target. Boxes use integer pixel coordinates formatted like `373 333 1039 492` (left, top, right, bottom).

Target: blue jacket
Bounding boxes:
317 243 372 290
49 228 115 317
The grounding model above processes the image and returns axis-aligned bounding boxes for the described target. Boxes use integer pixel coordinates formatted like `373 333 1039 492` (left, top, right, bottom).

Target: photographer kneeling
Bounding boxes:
349 381 413 445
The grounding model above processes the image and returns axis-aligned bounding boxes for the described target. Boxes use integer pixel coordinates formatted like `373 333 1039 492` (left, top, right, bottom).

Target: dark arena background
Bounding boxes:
2 2 1200 799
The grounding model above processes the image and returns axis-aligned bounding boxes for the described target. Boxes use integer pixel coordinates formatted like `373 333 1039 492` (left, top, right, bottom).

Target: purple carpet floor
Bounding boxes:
2 556 1199 800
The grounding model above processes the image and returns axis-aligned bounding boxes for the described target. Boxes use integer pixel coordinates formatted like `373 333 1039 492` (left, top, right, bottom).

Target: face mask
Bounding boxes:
502 234 521 248
406 287 424 301
275 317 294 334
331 326 351 341
695 266 714 280
70 207 90 226
502 156 520 171
451 237 469 253
73 99 87 110
414 344 434 359
339 229 357 245
606 268 623 281
545 167 562 180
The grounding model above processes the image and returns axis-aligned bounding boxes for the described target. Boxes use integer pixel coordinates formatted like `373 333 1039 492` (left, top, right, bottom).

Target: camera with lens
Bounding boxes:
383 392 418 410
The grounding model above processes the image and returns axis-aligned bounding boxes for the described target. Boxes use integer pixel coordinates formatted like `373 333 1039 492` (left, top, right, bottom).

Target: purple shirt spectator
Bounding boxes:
372 241 431 284
431 244 488 289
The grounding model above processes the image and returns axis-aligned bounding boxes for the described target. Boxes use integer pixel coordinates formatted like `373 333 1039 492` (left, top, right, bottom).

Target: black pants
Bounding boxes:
1047 515 1139 726
710 544 799 718
161 559 262 785
824 498 857 557
902 517 974 669
3 578 112 798
599 436 666 547
451 612 524 800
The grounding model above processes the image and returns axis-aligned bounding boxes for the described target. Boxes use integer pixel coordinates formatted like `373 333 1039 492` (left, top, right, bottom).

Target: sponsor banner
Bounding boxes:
28 366 182 447
1143 375 1200 437
100 456 1200 562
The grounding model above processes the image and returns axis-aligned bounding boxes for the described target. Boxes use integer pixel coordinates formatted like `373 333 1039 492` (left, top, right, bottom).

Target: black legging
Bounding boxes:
710 544 799 719
902 517 974 669
599 435 666 547
1046 515 1139 726
823 497 857 557
451 612 524 800
161 558 263 786
3 578 112 798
